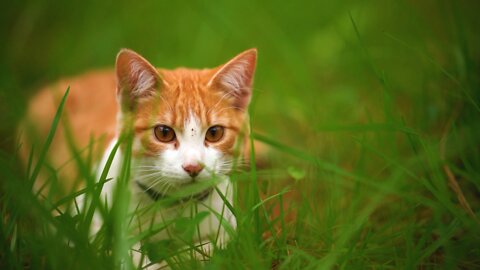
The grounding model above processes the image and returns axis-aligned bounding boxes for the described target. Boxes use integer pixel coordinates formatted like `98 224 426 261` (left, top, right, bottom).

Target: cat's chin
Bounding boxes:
132 165 229 198
175 174 227 187
135 179 215 204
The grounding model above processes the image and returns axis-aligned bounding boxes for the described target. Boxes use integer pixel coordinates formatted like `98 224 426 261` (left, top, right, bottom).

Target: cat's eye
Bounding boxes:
205 126 224 143
154 125 176 143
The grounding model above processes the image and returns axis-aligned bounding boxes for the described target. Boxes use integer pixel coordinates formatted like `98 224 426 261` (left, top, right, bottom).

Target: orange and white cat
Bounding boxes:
21 48 257 266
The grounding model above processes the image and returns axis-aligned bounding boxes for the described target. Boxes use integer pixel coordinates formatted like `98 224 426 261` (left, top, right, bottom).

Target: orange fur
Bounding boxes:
19 70 118 192
20 49 257 194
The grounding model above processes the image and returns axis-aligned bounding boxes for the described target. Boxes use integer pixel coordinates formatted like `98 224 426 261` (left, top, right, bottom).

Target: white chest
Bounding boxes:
96 139 236 246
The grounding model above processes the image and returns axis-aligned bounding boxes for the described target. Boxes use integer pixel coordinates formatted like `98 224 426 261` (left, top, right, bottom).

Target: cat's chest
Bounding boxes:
130 180 234 241
97 139 236 241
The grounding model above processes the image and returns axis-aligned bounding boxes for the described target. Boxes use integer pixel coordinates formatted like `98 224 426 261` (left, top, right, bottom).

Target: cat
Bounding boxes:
20 48 257 267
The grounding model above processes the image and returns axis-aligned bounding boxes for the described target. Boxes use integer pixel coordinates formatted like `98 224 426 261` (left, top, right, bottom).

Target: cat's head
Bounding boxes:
115 49 257 193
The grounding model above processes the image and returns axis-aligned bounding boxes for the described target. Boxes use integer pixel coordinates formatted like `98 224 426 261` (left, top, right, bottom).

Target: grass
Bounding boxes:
1 0 480 269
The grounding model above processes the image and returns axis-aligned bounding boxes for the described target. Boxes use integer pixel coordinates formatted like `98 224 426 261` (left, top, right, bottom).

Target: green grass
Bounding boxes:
1 0 480 269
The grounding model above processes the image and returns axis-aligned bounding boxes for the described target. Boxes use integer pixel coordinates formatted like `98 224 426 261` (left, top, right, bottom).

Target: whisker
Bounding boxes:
146 177 166 191
135 171 164 179
133 169 163 173
215 106 245 114
207 91 232 115
133 165 162 169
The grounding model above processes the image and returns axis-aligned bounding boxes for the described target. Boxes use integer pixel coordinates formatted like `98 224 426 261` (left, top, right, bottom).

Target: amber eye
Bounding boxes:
205 126 224 142
154 125 176 143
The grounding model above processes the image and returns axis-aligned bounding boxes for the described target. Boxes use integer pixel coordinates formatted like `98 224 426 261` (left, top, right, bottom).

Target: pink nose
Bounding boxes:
182 163 204 177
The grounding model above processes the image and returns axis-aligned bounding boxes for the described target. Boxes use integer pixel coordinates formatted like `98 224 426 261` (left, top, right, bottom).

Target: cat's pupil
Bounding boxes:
210 128 217 136
154 125 175 142
205 126 224 142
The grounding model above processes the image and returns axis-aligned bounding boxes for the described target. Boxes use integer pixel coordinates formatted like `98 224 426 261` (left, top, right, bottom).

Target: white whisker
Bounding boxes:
215 106 245 114
207 91 232 115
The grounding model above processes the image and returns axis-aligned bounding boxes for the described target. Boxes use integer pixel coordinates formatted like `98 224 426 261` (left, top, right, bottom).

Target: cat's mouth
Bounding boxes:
136 181 213 206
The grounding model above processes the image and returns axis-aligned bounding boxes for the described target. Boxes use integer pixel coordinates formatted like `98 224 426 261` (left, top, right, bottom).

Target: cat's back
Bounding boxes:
26 69 118 145
20 69 119 191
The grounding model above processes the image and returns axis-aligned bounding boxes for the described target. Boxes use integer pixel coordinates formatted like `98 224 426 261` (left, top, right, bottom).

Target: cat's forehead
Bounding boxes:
158 68 216 87
136 67 242 129
158 68 217 124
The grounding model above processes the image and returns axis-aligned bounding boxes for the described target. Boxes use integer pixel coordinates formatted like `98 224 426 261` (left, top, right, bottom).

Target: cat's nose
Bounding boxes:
182 163 204 178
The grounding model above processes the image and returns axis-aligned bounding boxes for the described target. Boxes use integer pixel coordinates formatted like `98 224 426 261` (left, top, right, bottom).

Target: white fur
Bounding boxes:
94 113 236 267
132 113 231 189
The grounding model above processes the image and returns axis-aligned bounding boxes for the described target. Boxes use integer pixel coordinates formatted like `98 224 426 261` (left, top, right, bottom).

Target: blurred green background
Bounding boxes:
2 0 478 148
1 0 480 268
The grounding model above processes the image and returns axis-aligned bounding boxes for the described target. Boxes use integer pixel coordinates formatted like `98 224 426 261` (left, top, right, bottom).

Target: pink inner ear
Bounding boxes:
218 59 252 95
130 60 157 96
116 49 160 98
208 49 257 109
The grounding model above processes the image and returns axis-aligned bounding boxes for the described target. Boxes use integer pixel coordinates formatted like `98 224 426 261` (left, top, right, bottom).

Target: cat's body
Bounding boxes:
20 49 257 266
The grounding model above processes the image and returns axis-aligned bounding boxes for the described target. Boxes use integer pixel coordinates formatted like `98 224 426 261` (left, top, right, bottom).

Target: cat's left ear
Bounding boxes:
208 48 257 109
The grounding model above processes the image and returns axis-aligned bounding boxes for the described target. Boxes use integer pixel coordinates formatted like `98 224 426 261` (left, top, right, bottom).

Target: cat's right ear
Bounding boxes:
115 49 162 111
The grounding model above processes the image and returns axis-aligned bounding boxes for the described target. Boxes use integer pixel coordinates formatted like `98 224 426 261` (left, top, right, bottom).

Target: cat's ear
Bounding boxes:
116 49 161 110
208 48 257 109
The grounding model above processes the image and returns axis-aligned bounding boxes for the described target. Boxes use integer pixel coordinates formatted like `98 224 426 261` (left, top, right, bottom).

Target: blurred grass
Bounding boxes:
1 0 480 269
